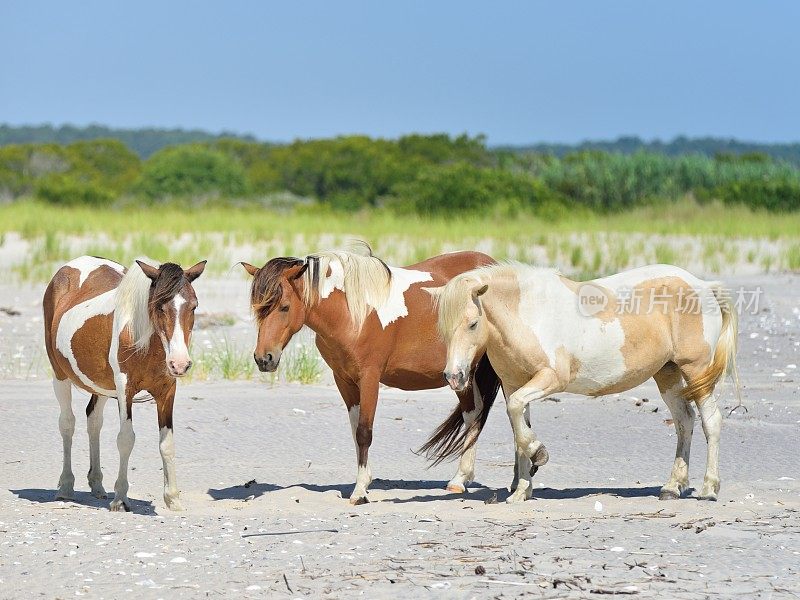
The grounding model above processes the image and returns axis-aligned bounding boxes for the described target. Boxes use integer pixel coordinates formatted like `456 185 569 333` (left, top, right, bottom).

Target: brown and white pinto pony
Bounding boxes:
428 263 740 503
43 256 206 511
241 244 501 504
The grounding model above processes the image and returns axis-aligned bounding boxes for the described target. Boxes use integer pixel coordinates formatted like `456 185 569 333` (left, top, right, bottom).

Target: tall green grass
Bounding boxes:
3 197 800 239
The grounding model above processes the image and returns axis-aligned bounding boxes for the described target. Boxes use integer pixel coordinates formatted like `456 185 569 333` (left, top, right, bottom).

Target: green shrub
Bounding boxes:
387 162 565 215
708 178 800 212
66 139 141 193
137 145 248 199
35 174 115 206
527 151 800 212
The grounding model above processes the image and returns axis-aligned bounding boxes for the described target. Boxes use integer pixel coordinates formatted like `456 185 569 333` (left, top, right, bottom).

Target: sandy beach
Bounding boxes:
1 272 799 598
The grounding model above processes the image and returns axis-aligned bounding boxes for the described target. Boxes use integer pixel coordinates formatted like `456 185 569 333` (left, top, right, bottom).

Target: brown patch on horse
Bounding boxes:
587 276 712 397
72 314 116 391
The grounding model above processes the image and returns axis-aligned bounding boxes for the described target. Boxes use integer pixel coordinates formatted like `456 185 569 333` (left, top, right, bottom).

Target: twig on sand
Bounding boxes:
242 528 339 538
627 510 676 519
283 573 292 593
770 584 800 598
478 579 534 586
590 586 639 595
728 403 748 416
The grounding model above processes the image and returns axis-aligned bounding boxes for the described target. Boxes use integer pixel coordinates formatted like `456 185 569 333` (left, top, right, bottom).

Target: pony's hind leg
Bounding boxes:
54 378 75 500
653 364 694 500
86 394 109 498
696 395 722 500
680 363 723 501
446 387 482 493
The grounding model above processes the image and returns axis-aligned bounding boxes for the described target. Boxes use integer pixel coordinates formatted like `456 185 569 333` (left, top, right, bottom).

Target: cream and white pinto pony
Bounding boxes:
428 263 739 503
44 256 206 511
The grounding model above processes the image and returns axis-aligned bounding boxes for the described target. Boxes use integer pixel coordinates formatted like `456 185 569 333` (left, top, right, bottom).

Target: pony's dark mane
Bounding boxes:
250 257 305 320
148 263 187 316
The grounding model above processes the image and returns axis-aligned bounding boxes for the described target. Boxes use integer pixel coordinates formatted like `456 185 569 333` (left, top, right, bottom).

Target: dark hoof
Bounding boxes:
529 465 539 477
532 445 549 467
659 489 680 501
350 496 369 506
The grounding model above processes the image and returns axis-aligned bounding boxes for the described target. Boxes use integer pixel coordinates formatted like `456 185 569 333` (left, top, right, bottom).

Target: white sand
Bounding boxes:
1 273 799 598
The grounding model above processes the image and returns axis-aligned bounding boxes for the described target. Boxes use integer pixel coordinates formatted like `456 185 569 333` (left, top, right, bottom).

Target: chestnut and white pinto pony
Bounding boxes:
241 243 502 504
43 256 206 511
427 263 740 503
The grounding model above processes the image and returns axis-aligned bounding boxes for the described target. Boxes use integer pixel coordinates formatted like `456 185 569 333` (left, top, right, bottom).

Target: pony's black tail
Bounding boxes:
418 354 501 466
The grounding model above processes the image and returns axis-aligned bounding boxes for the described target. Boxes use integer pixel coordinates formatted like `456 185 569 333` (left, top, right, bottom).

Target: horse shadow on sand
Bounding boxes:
207 480 666 504
10 488 157 516
208 477 492 503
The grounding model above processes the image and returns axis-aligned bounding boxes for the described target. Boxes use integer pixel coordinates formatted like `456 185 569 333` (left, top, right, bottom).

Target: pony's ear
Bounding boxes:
285 263 309 281
471 283 489 299
240 262 259 277
136 260 160 281
184 260 207 282
422 286 444 299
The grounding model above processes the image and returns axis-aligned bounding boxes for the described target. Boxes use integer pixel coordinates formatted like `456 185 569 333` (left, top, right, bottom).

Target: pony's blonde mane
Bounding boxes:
302 241 392 332
115 259 157 352
435 262 559 340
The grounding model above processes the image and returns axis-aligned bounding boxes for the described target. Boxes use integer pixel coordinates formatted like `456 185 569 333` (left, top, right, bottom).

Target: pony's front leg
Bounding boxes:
86 394 109 498
506 369 562 503
510 404 537 492
155 382 183 511
110 384 135 512
350 373 380 505
54 378 76 500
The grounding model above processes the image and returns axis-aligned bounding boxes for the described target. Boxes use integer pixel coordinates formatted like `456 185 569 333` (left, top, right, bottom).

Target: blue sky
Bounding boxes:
1 1 798 144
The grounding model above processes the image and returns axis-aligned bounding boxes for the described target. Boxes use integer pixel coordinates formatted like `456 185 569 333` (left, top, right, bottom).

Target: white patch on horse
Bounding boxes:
348 404 360 444
375 267 432 328
353 464 371 499
159 426 182 510
167 295 189 363
319 260 346 299
516 273 627 394
65 256 124 287
55 290 117 396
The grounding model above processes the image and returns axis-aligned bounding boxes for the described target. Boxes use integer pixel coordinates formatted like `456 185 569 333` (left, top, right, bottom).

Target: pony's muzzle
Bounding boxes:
168 359 192 377
444 369 468 392
254 351 280 372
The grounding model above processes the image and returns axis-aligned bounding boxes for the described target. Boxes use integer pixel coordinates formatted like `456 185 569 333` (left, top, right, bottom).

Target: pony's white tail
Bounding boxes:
681 285 741 404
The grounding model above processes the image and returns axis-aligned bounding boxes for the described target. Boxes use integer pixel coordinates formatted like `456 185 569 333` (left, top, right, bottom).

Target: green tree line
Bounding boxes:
1 134 799 214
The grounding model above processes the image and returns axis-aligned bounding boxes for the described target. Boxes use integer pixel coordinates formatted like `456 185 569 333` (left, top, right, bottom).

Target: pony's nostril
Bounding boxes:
186 361 192 371
266 353 273 363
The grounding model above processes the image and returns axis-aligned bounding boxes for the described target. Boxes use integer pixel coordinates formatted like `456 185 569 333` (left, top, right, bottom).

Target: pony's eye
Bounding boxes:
280 305 290 312
469 320 479 330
